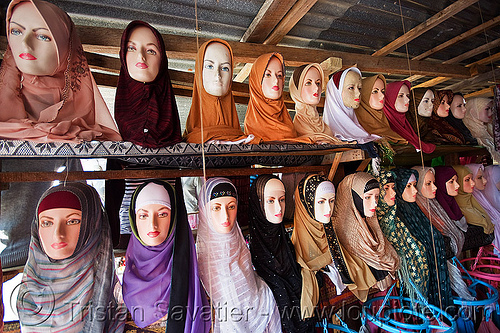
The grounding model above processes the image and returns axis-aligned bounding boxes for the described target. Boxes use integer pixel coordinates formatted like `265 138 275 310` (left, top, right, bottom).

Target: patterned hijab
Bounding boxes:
446 93 478 145
290 63 341 144
196 177 281 332
184 39 256 144
323 68 381 144
426 90 465 144
244 53 310 143
17 182 124 332
393 168 453 309
383 81 435 153
249 175 315 332
332 172 399 273
374 168 430 301
354 74 406 144
453 165 494 234
0 0 121 142
412 166 465 255
123 180 210 332
115 21 181 148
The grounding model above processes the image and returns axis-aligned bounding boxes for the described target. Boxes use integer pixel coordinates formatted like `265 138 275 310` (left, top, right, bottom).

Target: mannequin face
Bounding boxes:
263 179 286 224
446 175 460 197
478 101 494 123
421 171 437 199
395 85 410 113
363 189 379 218
342 70 362 108
314 192 335 223
436 95 450 117
136 204 171 246
402 181 418 202
38 208 81 260
209 196 237 234
300 67 322 105
262 56 284 100
450 95 466 119
474 168 487 191
462 173 475 193
369 78 385 110
383 183 396 206
8 2 58 76
125 26 162 83
202 42 232 97
417 89 435 117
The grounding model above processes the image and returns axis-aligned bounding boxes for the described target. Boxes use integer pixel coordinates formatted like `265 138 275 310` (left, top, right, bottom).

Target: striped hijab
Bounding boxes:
17 182 124 332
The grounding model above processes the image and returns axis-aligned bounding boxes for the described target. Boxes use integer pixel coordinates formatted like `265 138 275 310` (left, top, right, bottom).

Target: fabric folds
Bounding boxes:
0 0 121 142
426 90 465 145
445 93 478 145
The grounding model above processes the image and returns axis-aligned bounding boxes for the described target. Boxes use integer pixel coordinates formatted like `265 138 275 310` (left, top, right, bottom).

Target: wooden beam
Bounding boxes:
406 75 425 82
241 0 296 43
234 63 253 83
320 57 342 90
412 15 500 61
443 38 500 64
412 76 449 89
466 52 500 67
263 0 318 45
327 152 343 181
464 87 494 99
444 67 500 91
372 0 479 57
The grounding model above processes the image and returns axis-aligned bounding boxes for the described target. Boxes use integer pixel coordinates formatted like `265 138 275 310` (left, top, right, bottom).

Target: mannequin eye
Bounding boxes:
10 28 22 36
372 89 379 94
316 80 321 86
146 49 157 55
40 220 53 228
211 206 221 212
138 213 148 219
126 45 136 52
221 66 230 72
36 34 52 42
329 198 335 204
67 219 81 225
158 211 169 218
279 197 285 203
276 73 283 79
205 64 214 70
317 199 325 204
304 80 312 86
266 199 274 204
228 204 236 210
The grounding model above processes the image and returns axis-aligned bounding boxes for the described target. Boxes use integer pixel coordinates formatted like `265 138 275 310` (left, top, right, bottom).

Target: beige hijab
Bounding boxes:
290 64 342 144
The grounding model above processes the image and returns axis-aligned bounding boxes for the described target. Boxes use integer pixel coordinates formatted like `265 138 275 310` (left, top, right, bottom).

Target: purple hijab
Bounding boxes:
123 180 210 332
434 166 464 221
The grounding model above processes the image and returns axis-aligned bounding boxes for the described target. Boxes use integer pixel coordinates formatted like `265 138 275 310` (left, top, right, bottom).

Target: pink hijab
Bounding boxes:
0 0 122 142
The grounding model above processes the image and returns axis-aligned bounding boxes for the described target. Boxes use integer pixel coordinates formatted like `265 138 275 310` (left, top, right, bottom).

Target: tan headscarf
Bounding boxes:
244 53 312 143
355 75 406 144
0 0 121 142
453 165 494 234
333 172 399 272
290 64 342 144
184 39 258 144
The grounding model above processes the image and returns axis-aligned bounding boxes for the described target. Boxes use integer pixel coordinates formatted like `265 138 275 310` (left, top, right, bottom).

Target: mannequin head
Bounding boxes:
300 66 322 105
462 172 475 193
417 89 435 117
134 182 172 246
402 176 418 202
420 170 437 199
369 78 385 110
395 84 410 113
125 25 162 83
474 168 487 191
383 182 396 206
478 100 494 123
342 70 362 108
209 182 238 233
38 191 82 260
363 188 380 217
8 1 58 76
263 178 286 224
450 94 466 119
261 56 284 100
314 181 335 223
446 175 460 197
436 94 450 117
202 42 232 97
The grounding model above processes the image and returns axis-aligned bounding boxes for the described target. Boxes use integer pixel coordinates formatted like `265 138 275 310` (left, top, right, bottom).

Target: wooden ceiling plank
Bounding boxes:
466 52 500 67
464 87 494 98
412 77 449 89
372 0 479 57
234 63 253 83
443 67 500 91
412 15 500 61
443 38 500 64
406 74 425 82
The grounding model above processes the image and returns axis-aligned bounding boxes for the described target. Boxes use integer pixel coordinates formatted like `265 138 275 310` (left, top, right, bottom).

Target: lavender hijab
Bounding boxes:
123 180 210 332
484 165 500 212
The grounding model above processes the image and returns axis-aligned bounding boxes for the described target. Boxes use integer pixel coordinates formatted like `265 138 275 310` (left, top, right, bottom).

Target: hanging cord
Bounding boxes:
477 2 497 84
397 0 443 313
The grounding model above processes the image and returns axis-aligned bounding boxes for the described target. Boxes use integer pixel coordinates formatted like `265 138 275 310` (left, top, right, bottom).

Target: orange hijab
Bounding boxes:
244 53 312 143
184 39 257 144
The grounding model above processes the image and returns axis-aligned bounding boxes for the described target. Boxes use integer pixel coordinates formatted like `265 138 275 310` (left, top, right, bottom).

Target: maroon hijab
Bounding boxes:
115 21 181 148
383 80 435 153
434 166 464 221
426 90 465 145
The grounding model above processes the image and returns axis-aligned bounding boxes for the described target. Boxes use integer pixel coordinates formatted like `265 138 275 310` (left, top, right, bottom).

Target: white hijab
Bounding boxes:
323 67 381 144
196 177 282 333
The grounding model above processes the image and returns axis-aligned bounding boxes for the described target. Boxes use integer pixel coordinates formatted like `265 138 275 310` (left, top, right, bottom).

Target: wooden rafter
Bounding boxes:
412 15 500 61
464 87 494 98
372 0 479 57
444 67 500 92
